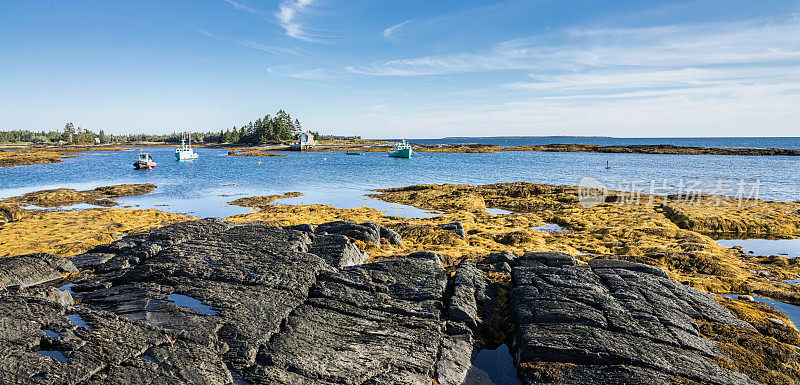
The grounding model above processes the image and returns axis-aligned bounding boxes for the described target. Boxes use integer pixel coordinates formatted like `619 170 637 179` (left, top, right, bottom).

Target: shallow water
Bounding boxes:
717 294 800 328
42 330 60 338
485 208 514 215
2 145 800 218
37 350 68 362
167 294 217 316
66 314 91 330
716 239 800 258
463 345 521 385
531 223 568 234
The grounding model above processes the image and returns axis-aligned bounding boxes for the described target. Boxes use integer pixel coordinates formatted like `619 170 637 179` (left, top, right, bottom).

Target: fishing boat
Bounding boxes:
388 140 412 158
175 134 198 160
346 151 364 155
133 153 157 170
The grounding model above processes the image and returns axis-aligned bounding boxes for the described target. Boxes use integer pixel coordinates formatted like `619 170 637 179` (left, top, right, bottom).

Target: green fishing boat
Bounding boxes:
388 139 412 158
175 133 198 160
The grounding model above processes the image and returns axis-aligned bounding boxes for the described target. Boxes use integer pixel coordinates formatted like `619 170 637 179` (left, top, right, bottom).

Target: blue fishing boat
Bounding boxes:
388 140 412 158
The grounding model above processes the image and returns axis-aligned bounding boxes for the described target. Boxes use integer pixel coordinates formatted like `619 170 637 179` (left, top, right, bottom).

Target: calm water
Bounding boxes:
717 239 800 258
1 140 800 218
411 136 800 150
717 294 800 329
463 345 521 385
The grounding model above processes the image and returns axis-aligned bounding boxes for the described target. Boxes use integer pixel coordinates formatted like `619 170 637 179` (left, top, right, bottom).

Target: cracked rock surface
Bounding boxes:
511 252 759 385
0 221 773 385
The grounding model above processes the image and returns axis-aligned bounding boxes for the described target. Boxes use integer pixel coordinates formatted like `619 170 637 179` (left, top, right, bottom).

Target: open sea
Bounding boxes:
1 137 799 218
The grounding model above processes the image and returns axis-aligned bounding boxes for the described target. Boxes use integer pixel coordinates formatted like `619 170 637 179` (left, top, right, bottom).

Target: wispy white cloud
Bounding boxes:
350 19 800 76
344 17 800 136
276 0 317 42
287 68 331 80
195 28 221 40
383 20 413 41
236 40 311 57
221 0 259 15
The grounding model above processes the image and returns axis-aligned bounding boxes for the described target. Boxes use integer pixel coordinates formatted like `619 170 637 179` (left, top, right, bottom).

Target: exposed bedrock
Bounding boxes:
0 220 780 385
315 220 402 246
511 252 759 385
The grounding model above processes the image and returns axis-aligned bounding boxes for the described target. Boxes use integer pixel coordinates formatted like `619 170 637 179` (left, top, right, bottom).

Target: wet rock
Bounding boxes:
437 221 466 238
739 295 755 301
308 234 368 268
0 253 77 288
511 254 758 385
0 295 230 385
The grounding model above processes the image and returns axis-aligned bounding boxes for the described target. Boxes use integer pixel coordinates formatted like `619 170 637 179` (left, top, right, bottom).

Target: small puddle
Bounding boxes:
167 294 218 316
531 223 568 234
58 283 75 294
141 354 158 363
66 314 91 330
486 208 514 215
229 370 251 385
716 294 800 328
37 350 68 362
784 279 800 285
716 238 800 258
42 330 60 338
462 345 521 385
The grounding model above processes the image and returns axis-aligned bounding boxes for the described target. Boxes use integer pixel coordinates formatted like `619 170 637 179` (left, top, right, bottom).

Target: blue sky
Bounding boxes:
1 0 799 137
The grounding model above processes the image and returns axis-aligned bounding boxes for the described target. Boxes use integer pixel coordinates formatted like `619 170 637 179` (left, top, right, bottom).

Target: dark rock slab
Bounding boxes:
242 251 472 385
379 226 403 245
517 251 577 268
511 255 758 385
484 251 518 264
0 295 230 385
76 223 330 369
316 221 382 245
437 222 466 238
0 253 77 288
308 234 368 268
588 258 669 279
449 263 488 329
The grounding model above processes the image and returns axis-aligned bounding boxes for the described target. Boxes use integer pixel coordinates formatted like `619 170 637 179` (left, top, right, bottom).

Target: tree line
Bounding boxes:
0 110 334 145
218 110 320 144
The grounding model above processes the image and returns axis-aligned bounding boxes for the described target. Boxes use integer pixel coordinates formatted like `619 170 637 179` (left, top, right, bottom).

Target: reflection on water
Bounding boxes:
717 294 800 328
66 313 91 330
37 350 68 362
167 294 218 316
463 345 521 385
531 223 568 234
716 238 800 258
2 147 800 218
486 208 514 215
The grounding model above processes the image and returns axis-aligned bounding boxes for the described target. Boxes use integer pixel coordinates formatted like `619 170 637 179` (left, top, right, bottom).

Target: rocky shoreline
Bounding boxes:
3 218 793 384
3 140 798 169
